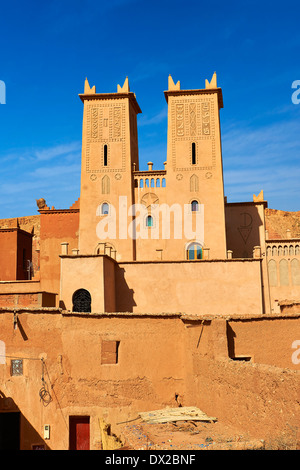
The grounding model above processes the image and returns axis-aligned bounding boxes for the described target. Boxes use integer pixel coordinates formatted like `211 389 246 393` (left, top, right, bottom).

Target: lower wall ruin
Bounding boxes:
0 309 299 449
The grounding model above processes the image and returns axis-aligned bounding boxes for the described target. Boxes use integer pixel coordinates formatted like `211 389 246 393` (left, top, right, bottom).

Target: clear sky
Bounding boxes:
0 0 300 218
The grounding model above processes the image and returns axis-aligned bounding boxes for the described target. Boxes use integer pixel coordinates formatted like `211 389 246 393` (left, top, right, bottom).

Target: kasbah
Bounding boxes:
0 73 299 450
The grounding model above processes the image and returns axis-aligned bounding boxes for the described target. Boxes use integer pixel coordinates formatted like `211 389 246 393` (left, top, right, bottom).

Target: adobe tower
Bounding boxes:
78 77 141 260
163 73 227 259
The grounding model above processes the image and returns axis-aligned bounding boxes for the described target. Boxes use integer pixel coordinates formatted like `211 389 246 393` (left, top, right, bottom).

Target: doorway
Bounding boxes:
0 412 20 450
69 416 90 450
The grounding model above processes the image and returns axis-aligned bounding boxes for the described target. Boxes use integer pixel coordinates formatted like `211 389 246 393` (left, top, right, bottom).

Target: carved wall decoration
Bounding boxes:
201 102 210 135
279 259 289 286
189 103 196 136
171 96 216 172
176 174 183 181
268 260 277 287
238 212 253 244
91 108 98 138
90 174 97 181
291 259 300 286
190 174 199 192
85 102 126 174
176 104 184 136
113 107 121 138
102 175 110 194
141 193 159 209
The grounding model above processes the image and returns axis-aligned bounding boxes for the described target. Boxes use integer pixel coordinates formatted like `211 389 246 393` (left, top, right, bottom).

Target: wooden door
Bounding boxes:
69 416 90 450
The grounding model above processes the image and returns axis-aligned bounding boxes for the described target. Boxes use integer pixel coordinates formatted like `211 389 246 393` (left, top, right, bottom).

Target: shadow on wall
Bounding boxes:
0 392 50 450
115 266 136 313
227 323 236 358
225 205 264 258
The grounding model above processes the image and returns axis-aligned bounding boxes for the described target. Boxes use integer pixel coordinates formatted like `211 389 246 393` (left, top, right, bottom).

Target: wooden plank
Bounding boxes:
139 407 217 424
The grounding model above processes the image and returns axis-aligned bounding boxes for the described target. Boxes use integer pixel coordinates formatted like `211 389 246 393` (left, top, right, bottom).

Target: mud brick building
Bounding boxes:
0 74 299 450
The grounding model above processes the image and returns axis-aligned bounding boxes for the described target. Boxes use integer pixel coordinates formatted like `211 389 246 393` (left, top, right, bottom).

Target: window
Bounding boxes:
72 289 92 313
187 243 203 260
191 200 199 212
101 203 109 215
192 142 196 165
11 359 23 376
101 341 120 364
146 215 153 227
104 145 108 166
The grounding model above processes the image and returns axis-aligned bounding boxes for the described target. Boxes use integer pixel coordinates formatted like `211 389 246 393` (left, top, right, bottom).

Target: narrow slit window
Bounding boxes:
192 143 196 165
104 145 108 166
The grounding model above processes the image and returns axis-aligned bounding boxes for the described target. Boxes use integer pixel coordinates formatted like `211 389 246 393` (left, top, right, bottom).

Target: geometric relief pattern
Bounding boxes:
190 174 199 192
171 96 216 172
85 102 126 174
102 175 110 194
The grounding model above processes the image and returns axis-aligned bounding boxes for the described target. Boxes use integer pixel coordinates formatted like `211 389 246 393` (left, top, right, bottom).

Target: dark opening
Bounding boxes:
104 145 108 166
72 289 92 313
146 215 153 227
191 200 199 212
0 412 20 450
192 142 196 165
23 249 26 270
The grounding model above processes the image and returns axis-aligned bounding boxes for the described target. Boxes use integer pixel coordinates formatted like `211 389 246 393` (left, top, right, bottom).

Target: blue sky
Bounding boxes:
0 0 300 218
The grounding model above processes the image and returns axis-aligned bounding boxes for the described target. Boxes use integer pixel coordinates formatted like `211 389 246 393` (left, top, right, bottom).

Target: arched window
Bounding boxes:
156 178 160 188
140 179 144 188
191 200 199 212
146 215 153 228
72 289 91 313
101 203 109 215
162 178 166 187
186 242 203 260
151 178 155 188
145 178 149 188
